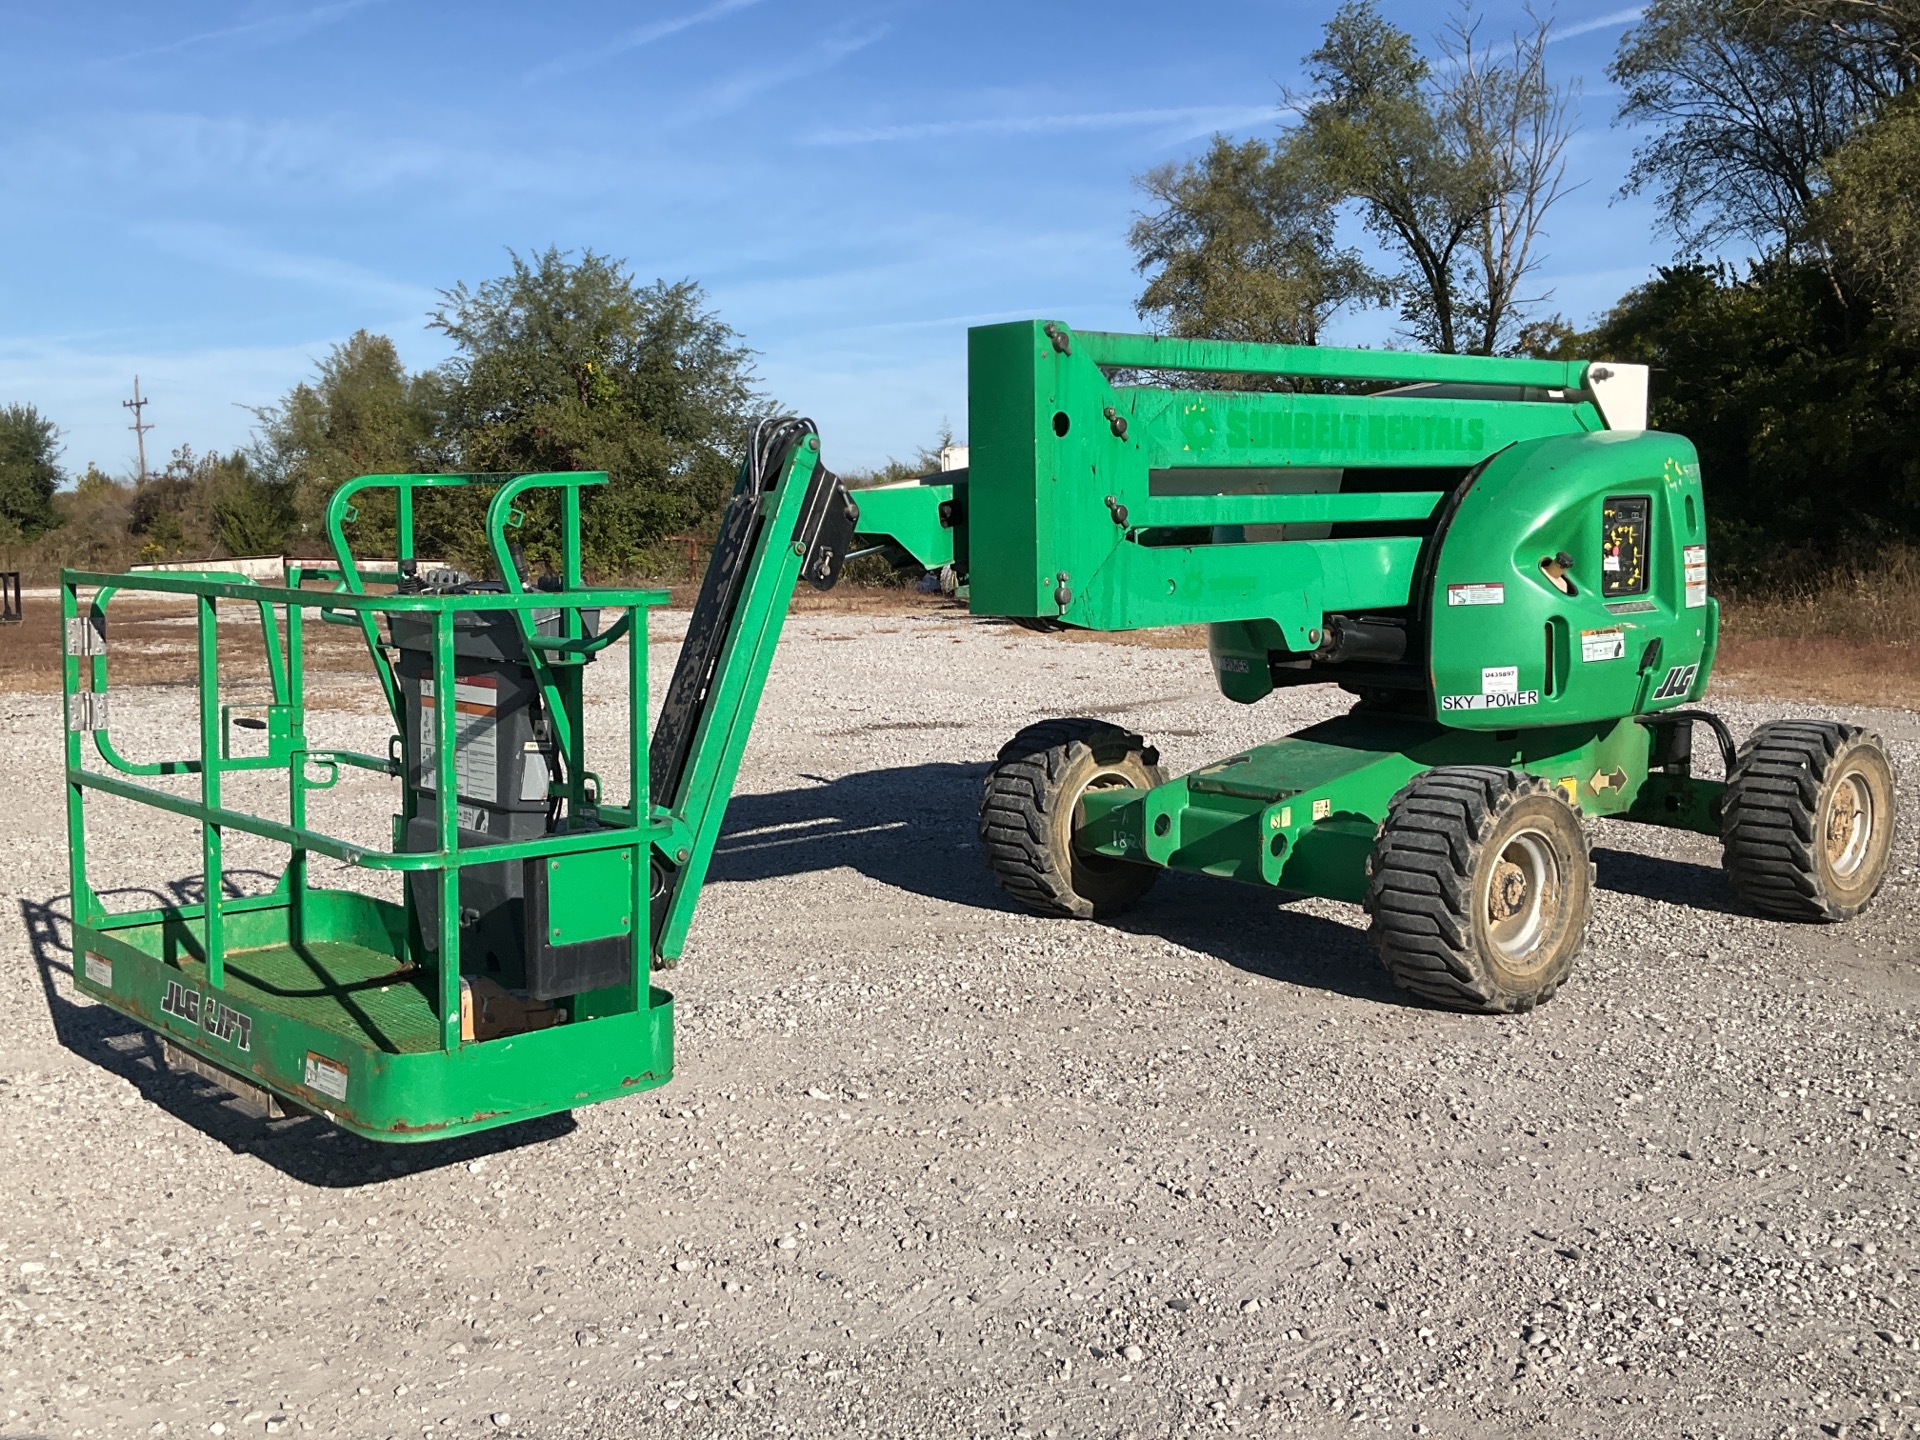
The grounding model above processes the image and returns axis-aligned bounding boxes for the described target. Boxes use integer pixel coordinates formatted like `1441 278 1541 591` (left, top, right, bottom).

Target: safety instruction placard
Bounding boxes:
304 1052 349 1102
1447 582 1505 606
1684 544 1708 608
419 675 499 803
1581 628 1626 662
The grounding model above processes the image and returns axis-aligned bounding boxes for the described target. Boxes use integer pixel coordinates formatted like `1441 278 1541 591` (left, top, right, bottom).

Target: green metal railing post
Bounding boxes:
286 600 308 945
481 473 612 783
197 595 225 987
627 602 647 1009
433 607 462 1052
323 472 468 728
62 581 97 931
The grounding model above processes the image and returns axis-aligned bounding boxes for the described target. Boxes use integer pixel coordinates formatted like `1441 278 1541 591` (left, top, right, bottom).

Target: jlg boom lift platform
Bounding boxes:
63 324 1896 1141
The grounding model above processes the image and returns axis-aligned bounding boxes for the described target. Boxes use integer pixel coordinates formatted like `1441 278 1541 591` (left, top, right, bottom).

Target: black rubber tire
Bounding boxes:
1364 767 1593 1014
980 718 1166 919
1720 720 1896 921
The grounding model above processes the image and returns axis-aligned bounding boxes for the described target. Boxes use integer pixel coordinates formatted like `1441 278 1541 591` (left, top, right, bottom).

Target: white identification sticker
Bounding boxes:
304 1052 350 1101
455 803 488 833
84 951 113 990
1581 628 1626 662
1441 690 1541 712
1481 666 1519 696
1684 544 1708 608
1311 798 1331 822
1447 583 1505 607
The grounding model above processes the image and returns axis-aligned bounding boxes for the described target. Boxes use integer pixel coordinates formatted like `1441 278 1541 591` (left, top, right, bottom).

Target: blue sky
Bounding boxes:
1 0 1664 477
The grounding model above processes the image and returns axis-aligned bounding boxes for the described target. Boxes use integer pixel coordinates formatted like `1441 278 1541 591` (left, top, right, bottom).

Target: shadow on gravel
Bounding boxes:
712 761 1007 909
1592 846 1743 914
21 890 576 1188
713 763 1415 1007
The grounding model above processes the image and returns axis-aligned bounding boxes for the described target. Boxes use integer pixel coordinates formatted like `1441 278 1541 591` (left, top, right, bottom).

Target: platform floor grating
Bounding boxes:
218 940 442 1054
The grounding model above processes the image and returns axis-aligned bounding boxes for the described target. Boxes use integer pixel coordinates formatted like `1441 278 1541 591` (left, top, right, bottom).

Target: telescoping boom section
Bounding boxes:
850 322 1893 1014
61 420 858 1140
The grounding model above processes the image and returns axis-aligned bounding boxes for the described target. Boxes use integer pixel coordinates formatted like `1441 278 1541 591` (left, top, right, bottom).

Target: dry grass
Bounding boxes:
1713 548 1920 709
0 593 379 694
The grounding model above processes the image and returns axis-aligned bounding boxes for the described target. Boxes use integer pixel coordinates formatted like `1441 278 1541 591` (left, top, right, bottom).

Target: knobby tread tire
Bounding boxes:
1364 766 1593 1014
980 718 1163 920
1720 719 1894 921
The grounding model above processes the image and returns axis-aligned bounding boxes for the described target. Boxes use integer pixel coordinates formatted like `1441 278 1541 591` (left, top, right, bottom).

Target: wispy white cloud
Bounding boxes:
806 104 1279 146
96 0 387 66
0 110 605 207
1549 6 1645 43
524 0 767 85
673 26 888 127
133 221 438 311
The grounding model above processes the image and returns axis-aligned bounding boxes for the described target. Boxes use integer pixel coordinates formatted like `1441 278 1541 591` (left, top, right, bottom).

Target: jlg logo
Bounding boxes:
1652 663 1698 701
160 979 253 1052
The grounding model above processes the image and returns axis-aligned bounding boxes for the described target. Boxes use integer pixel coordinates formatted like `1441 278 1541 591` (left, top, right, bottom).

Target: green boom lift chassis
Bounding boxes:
60 323 1896 1143
848 321 1897 1012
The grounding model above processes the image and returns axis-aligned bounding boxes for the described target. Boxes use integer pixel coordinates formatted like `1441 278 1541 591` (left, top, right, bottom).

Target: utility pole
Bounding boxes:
123 376 153 485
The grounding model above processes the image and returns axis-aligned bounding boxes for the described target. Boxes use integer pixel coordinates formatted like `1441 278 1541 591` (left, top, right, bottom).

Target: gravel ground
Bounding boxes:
2 609 1917 1440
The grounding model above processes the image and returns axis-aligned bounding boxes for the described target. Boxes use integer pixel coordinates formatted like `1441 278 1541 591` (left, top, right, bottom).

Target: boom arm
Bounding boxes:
647 418 858 966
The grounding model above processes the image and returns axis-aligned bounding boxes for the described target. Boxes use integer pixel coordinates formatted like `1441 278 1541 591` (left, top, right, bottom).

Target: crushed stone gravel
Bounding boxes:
1 609 1917 1439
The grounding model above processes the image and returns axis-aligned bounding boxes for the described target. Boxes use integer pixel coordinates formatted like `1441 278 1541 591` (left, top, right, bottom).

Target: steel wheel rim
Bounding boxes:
1483 827 1560 964
1071 767 1143 866
1826 771 1875 879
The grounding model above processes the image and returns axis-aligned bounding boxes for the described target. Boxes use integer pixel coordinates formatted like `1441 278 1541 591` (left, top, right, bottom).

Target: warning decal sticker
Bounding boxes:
419 675 500 803
1447 583 1505 606
304 1052 349 1102
1581 628 1626 662
1684 544 1708 608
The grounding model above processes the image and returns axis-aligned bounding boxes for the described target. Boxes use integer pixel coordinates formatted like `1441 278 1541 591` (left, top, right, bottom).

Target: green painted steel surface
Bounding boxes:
72 893 673 1141
849 321 1712 733
650 434 838 965
545 845 637 947
843 319 1730 907
952 320 1605 642
1076 711 1718 902
1427 433 1715 730
61 433 837 1139
849 480 956 569
59 471 682 1139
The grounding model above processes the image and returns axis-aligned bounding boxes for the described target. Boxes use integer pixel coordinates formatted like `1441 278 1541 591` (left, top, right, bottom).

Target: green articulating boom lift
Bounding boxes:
62 418 859 1141
846 321 1898 1013
60 323 1896 1143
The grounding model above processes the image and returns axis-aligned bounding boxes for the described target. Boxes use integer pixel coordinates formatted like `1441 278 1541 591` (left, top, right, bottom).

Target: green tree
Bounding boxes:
201 452 293 556
0 403 63 542
1608 0 1897 257
1443 7 1578 355
1129 136 1386 346
254 329 447 552
1296 2 1481 351
52 465 136 569
1587 259 1920 575
431 248 761 573
1816 92 1920 330
1289 2 1576 353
